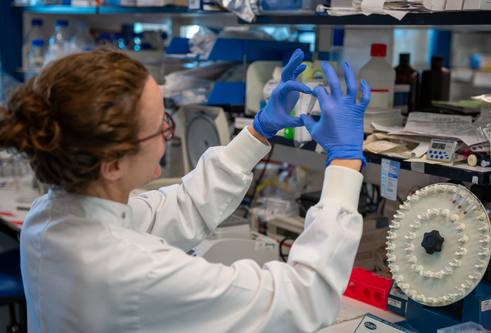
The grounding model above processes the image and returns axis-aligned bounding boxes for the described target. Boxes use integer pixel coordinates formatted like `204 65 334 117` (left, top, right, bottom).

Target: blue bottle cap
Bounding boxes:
32 39 45 47
31 19 43 26
56 20 69 27
98 33 110 41
161 32 168 40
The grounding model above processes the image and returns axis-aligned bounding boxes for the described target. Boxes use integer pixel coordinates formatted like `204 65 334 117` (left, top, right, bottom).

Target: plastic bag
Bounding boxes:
160 62 237 105
214 0 257 23
189 27 217 60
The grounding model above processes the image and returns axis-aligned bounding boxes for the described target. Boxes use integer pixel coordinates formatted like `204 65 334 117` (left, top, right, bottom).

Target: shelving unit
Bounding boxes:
269 135 491 186
239 11 491 26
15 4 189 14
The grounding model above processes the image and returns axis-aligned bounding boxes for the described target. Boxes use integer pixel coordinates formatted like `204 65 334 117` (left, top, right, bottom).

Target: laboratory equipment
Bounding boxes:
420 56 451 109
359 44 396 109
395 54 419 113
46 20 71 65
344 268 393 310
355 314 414 333
467 153 491 168
174 105 230 174
28 40 45 71
438 322 491 333
22 19 45 77
70 21 96 54
189 229 278 266
426 139 458 162
385 183 491 332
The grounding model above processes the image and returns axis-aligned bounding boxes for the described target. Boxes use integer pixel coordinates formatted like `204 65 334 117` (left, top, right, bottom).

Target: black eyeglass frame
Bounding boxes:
137 111 176 143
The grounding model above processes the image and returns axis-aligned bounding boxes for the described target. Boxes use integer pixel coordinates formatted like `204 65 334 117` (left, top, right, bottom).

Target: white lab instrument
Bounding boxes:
426 139 457 162
386 183 491 307
174 105 230 174
189 232 278 266
189 214 279 266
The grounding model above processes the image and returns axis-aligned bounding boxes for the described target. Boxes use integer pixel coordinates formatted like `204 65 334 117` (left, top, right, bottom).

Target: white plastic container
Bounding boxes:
359 44 396 109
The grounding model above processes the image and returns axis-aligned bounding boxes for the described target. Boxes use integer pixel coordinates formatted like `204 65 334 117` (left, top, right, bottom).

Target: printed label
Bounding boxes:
482 300 491 312
381 159 400 201
255 242 275 251
388 298 402 309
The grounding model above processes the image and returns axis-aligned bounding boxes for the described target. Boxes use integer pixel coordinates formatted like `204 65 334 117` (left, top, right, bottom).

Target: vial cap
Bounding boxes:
31 19 43 26
371 44 387 57
161 32 168 40
431 56 445 68
399 53 410 65
56 20 69 27
32 39 45 47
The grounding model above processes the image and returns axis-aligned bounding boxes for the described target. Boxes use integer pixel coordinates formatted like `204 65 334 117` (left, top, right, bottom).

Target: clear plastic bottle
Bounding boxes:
22 19 45 78
25 39 45 81
70 21 96 54
358 44 396 109
46 20 71 65
28 40 45 69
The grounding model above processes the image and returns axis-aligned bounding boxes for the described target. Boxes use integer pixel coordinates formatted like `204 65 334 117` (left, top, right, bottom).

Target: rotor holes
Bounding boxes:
362 288 371 300
374 292 382 304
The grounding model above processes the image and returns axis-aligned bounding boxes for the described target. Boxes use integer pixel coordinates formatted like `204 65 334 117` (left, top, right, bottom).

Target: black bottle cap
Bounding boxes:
399 53 410 65
431 56 445 68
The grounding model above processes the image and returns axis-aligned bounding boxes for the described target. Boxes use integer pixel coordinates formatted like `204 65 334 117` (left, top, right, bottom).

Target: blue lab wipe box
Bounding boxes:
395 281 491 333
355 313 415 332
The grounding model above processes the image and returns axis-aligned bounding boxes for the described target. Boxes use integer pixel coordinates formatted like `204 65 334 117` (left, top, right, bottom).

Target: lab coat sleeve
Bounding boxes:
128 127 271 251
139 165 363 333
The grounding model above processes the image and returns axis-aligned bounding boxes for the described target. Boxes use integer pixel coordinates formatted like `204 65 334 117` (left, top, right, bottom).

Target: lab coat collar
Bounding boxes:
48 189 133 228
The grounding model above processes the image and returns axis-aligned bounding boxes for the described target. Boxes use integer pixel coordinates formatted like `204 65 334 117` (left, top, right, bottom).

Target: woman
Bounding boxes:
0 47 370 333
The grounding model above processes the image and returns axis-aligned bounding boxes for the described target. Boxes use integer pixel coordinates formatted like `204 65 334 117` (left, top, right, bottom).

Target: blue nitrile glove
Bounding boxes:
252 49 312 138
300 62 371 169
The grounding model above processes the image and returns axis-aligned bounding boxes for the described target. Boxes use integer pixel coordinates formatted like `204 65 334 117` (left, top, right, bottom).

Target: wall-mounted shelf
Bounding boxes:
14 5 189 14
269 136 491 186
239 11 491 26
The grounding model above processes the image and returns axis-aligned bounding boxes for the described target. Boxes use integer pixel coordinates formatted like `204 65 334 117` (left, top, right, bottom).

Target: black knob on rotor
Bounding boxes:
421 230 444 255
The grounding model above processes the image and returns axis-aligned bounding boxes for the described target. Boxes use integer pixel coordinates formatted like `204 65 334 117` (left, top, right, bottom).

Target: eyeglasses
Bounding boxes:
138 111 175 143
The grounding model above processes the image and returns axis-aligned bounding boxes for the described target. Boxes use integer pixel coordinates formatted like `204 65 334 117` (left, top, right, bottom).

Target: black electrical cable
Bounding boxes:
243 143 275 219
279 237 296 262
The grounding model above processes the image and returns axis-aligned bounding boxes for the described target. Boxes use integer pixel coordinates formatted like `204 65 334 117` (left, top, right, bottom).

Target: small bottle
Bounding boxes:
419 56 451 109
28 40 45 69
113 33 128 51
25 39 45 81
359 44 396 109
70 21 96 54
395 53 419 113
22 19 46 80
46 19 71 65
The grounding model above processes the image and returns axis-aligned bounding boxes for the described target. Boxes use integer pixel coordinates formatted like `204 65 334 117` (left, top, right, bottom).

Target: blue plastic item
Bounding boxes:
207 82 246 105
0 249 24 299
166 37 311 62
396 281 491 333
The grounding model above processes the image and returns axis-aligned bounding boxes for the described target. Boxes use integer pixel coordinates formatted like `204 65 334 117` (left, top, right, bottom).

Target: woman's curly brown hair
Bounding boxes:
0 48 149 192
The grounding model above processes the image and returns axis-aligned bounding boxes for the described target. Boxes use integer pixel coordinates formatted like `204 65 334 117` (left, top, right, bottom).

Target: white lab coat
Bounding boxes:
20 128 364 333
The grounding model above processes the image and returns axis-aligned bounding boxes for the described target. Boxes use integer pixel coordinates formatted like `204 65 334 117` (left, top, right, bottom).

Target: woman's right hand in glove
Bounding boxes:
300 61 370 169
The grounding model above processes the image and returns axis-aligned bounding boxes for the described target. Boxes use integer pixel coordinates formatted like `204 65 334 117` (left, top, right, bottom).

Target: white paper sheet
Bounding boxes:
411 141 430 158
385 112 486 146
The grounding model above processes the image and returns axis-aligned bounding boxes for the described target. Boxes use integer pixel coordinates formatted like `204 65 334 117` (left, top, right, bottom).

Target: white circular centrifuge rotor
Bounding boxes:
386 183 491 307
